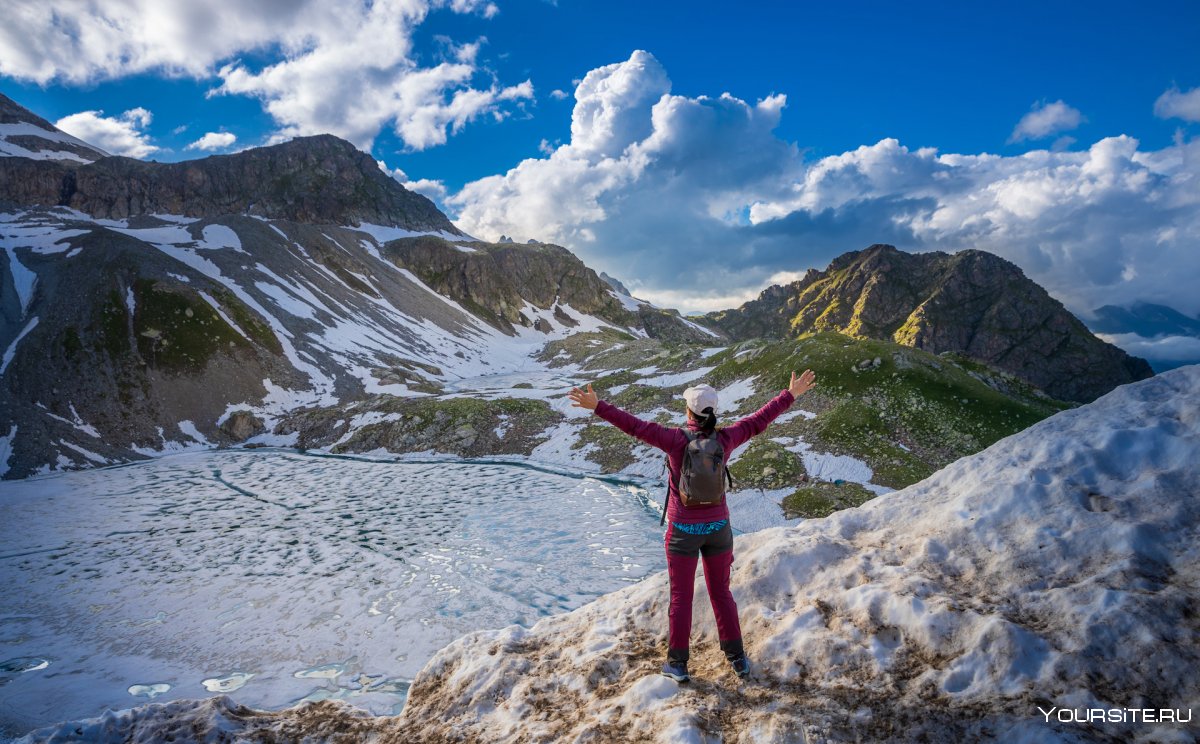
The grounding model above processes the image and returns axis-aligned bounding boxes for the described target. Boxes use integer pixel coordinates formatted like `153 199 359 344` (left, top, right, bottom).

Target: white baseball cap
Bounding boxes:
683 384 719 414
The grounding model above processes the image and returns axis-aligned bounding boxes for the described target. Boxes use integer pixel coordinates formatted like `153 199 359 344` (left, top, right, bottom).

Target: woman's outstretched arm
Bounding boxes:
722 369 817 451
568 384 681 452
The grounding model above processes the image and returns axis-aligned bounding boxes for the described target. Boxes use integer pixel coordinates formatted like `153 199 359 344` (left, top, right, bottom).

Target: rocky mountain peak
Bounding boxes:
598 271 632 296
0 93 56 128
0 92 109 163
827 242 900 272
703 244 1152 402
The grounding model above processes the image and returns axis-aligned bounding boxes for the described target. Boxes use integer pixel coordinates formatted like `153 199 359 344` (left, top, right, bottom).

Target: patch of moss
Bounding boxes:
782 481 875 519
491 398 556 418
333 395 561 455
728 439 806 490
211 288 283 355
133 279 249 372
573 423 637 473
94 290 130 357
609 384 674 413
538 329 644 368
62 326 82 360
366 395 556 423
591 369 639 390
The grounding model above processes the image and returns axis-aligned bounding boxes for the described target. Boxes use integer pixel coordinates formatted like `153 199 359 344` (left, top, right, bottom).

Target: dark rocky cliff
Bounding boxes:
1 129 456 230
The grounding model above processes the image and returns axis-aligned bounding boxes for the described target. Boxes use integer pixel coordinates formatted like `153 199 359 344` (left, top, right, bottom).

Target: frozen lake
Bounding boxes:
0 450 664 736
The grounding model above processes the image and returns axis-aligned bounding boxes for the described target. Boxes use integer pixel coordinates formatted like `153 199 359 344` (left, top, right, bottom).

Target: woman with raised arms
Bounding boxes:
568 369 816 682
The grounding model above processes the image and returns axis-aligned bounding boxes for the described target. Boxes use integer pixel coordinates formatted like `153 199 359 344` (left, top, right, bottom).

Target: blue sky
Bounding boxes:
3 0 1200 363
5 2 1198 187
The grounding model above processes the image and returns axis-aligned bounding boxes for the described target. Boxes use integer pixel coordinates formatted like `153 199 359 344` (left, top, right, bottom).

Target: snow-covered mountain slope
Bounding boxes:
0 93 108 163
17 365 1198 743
0 205 687 478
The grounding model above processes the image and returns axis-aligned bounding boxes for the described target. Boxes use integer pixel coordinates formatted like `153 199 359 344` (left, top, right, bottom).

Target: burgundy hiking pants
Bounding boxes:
664 521 744 663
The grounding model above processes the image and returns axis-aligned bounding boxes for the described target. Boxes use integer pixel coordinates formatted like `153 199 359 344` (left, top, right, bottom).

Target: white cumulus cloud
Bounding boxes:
1154 85 1200 122
1008 99 1084 143
378 161 448 202
54 108 158 158
1 0 529 151
448 50 802 310
185 131 237 151
447 52 1200 329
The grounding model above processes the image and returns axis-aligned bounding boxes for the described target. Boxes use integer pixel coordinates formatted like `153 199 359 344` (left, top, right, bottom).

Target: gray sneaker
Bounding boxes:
730 655 750 678
661 660 689 682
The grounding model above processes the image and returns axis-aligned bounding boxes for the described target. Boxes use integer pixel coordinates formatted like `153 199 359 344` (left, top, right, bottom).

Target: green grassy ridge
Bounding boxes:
131 279 250 372
330 395 562 455
705 332 1070 488
356 395 555 420
116 280 285 373
555 331 1070 514
538 329 708 373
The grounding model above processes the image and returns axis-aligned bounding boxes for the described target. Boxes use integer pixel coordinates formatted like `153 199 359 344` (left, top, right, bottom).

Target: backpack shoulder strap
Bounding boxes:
661 427 689 526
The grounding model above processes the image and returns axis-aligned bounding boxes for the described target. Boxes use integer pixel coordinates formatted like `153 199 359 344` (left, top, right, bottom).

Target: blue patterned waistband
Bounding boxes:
670 519 729 535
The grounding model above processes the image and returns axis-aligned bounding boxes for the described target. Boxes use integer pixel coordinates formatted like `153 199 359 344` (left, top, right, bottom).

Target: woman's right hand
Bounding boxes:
568 383 599 410
789 369 816 397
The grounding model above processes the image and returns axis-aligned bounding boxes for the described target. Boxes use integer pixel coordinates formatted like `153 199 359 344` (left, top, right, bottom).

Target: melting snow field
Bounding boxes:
0 450 666 737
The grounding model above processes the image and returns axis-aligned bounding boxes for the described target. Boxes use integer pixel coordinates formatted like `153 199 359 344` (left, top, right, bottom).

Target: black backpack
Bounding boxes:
660 430 735 525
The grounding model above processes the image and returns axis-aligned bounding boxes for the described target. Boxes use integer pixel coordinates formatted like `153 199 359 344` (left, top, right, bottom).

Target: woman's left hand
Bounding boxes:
568 383 599 410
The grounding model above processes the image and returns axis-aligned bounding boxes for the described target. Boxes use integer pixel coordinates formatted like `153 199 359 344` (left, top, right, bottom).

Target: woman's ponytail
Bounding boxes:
698 406 717 435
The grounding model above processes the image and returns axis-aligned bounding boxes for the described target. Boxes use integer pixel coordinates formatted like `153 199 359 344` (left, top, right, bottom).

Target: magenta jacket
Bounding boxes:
593 389 795 523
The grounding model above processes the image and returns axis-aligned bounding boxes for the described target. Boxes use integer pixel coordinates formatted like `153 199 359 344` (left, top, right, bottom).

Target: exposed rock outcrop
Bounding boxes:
599 271 632 296
278 395 562 457
220 410 266 441
382 235 714 341
703 244 1153 401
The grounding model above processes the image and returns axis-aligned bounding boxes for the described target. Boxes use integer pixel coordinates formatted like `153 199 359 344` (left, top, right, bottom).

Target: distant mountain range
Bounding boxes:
1091 301 1200 338
0 93 1153 483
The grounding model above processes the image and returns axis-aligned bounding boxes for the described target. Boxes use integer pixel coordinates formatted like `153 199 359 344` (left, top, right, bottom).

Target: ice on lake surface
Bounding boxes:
0 450 665 735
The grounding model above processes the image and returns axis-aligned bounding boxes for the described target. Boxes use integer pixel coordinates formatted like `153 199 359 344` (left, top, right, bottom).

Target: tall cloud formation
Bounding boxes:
0 0 525 151
449 52 1200 362
450 50 803 308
